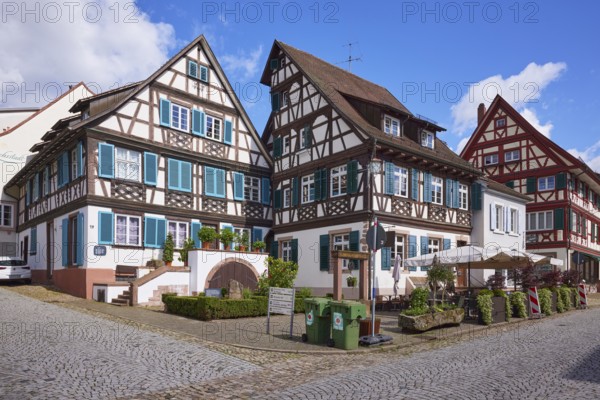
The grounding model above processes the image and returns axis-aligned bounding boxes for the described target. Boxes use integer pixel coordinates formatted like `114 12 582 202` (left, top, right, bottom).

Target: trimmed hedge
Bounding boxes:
163 294 309 321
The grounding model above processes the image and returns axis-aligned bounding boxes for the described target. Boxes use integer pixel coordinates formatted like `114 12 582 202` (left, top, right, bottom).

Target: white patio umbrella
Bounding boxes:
403 245 487 268
392 257 402 296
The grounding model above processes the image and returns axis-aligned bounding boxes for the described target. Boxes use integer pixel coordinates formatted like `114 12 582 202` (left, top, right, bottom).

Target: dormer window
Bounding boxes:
82 110 90 120
384 116 400 137
421 131 434 149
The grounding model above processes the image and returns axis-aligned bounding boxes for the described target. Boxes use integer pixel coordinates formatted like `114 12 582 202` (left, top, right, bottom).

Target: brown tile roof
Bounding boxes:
69 81 141 112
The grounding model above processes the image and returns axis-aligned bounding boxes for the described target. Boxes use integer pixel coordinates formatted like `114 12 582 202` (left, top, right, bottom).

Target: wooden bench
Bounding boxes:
115 265 137 282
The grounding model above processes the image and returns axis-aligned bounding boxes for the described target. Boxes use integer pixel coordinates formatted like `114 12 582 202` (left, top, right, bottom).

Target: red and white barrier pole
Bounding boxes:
528 287 541 318
578 283 588 309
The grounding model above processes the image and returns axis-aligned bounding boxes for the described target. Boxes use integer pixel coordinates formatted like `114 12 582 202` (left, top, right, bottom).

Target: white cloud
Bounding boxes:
0 0 176 106
568 141 600 173
455 137 470 154
520 108 553 138
451 62 567 136
220 45 264 81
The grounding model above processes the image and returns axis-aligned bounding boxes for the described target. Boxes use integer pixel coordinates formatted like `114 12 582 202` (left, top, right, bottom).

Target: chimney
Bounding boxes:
477 103 486 125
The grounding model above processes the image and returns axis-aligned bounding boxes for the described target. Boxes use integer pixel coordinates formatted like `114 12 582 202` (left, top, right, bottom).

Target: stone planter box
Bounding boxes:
478 296 506 324
398 308 464 332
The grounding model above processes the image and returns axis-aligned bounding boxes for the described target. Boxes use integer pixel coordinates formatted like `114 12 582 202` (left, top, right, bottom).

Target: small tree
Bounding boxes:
219 229 235 250
178 237 194 265
162 233 175 264
256 257 298 295
561 269 581 287
541 269 562 288
427 264 454 303
235 231 250 251
486 273 506 290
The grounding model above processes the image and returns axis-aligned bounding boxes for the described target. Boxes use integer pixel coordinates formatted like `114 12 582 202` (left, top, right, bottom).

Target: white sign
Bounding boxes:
333 312 344 331
268 287 294 315
306 310 314 326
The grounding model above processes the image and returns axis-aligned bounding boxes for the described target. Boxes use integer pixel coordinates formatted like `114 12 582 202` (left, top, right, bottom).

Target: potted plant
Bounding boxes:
198 226 218 249
219 229 235 251
162 233 175 267
253 240 266 253
346 275 357 287
178 237 194 266
235 231 250 252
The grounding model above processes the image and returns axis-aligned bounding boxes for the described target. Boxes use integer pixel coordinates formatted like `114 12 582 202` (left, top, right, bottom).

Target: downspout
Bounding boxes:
367 137 377 300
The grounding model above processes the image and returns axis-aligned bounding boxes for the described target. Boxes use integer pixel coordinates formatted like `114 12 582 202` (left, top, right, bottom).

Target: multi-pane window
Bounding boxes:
171 103 189 132
283 188 291 208
168 221 188 248
115 148 141 181
504 150 519 162
495 118 506 128
206 115 222 141
508 208 519 234
244 176 261 202
384 116 400 137
0 204 12 227
332 234 350 268
459 184 468 210
495 204 504 231
526 211 553 231
299 127 310 150
427 238 440 254
281 240 292 262
394 167 408 197
302 175 315 204
431 176 443 205
421 131 434 148
391 235 405 261
484 154 499 165
115 215 141 246
538 176 555 191
331 165 347 197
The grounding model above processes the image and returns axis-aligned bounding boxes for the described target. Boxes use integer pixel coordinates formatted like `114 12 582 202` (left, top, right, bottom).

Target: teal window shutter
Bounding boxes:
205 166 215 196
271 92 280 112
526 177 536 193
188 60 198 78
274 189 282 209
98 212 114 245
445 178 453 207
471 183 482 210
98 143 114 179
347 160 358 194
291 239 299 263
168 159 180 191
270 58 279 70
261 178 270 205
506 180 514 189
33 174 39 200
556 172 566 190
270 240 279 258
291 177 299 206
314 170 322 200
384 162 394 195
408 235 417 258
30 227 37 254
233 172 245 201
215 168 226 197
159 98 171 127
76 213 84 266
192 109 205 136
76 141 83 178
319 234 330 271
191 222 201 248
199 66 208 82
443 238 451 250
381 247 391 271
273 137 282 158
181 161 192 192
144 152 158 186
319 168 328 200
157 219 167 248
44 165 50 195
57 152 70 186
62 218 69 266
144 217 157 248
420 236 428 255
25 181 30 206
223 120 233 145
554 208 564 230
252 227 263 243
411 169 419 200
453 180 460 208
423 172 432 203
349 230 360 270
168 159 192 192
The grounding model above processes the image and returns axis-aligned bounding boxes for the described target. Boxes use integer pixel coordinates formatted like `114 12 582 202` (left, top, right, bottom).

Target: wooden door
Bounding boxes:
208 262 258 290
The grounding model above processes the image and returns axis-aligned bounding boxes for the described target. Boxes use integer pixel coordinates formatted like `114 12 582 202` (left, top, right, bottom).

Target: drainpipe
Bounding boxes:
367 138 377 300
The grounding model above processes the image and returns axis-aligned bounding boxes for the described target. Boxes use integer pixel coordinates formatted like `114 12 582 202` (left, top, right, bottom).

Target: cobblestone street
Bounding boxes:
2 286 600 399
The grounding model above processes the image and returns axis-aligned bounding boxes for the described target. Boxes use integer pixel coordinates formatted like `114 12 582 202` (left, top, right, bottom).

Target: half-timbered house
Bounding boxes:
461 95 600 284
4 35 273 299
260 41 482 297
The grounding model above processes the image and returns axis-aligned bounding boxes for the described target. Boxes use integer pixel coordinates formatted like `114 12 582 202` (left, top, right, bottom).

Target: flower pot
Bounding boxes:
202 242 211 250
239 246 247 252
165 261 172 267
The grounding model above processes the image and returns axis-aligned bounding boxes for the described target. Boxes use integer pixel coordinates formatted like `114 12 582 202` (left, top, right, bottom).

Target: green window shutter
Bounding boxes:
443 238 451 250
25 181 30 206
233 172 245 201
411 169 419 200
423 172 432 203
188 60 198 78
76 213 84 266
199 66 208 82
98 212 114 245
205 166 215 196
62 218 69 266
505 180 514 189
319 234 330 271
76 141 83 178
44 165 50 195
556 172 566 190
314 170 322 200
445 178 453 207
167 159 180 191
223 120 233 145
347 160 358 194
471 183 482 211
33 174 39 200
30 227 37 254
526 177 536 194
292 177 299 206
554 208 564 230
408 235 417 258
270 58 279 70
271 93 280 112
191 222 201 248
215 168 226 197
384 162 394 195
319 169 328 200
273 137 282 158
291 239 299 263
159 98 171 127
261 178 271 205
270 240 279 258
349 230 360 270
420 236 428 255
274 189 282 209
192 109 205 136
144 152 158 186
98 143 114 179
381 247 391 271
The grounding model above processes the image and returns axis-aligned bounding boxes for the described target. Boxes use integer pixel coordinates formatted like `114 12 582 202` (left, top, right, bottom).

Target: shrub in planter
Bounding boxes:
552 287 565 313
198 226 218 249
219 229 235 250
252 240 266 253
410 287 429 309
477 294 493 326
493 289 512 321
538 288 552 315
560 286 573 310
296 287 312 298
510 292 527 318
178 237 194 265
162 233 175 265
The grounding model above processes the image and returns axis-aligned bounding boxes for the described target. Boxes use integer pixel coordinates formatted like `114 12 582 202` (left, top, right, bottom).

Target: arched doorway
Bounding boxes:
206 260 259 290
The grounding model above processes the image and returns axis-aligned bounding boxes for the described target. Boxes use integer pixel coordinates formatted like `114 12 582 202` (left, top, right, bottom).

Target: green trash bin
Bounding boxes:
303 298 331 345
329 300 366 350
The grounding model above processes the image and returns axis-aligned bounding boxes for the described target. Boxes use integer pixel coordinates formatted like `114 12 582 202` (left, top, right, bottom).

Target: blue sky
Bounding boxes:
1 0 599 166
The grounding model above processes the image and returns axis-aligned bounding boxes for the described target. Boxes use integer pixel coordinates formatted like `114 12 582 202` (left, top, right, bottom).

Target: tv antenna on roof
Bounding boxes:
336 42 362 72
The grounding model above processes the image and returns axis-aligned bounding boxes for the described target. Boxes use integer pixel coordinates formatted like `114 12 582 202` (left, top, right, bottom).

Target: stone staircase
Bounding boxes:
147 285 187 307
110 290 131 306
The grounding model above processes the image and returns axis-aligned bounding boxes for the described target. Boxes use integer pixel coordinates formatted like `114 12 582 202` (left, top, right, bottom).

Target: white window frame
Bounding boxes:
427 238 440 254
281 240 292 262
330 165 348 197
299 128 310 150
171 103 190 132
538 176 555 191
282 136 291 155
283 188 291 208
282 91 289 107
244 176 261 203
0 204 13 227
484 154 499 165
495 203 504 232
391 235 405 261
115 147 141 182
234 227 251 249
508 207 519 235
526 211 553 231
394 167 408 197
459 184 468 210
115 214 141 246
504 150 520 162
421 131 434 149
206 115 222 142
301 175 315 204
332 233 350 269
168 221 188 249
384 115 400 137
431 176 443 205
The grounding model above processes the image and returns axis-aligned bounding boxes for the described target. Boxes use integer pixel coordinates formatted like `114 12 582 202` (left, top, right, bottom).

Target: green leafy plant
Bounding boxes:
235 231 250 250
162 233 175 264
256 257 299 295
538 287 552 315
477 294 493 325
402 306 429 316
178 237 194 264
346 275 357 287
559 286 573 310
296 287 312 298
426 264 454 303
220 287 228 298
410 287 429 310
198 226 218 247
478 288 494 297
252 240 266 252
552 287 565 313
510 292 527 318
242 288 253 299
219 229 235 249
